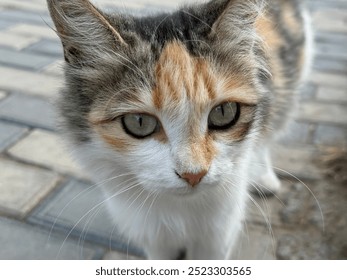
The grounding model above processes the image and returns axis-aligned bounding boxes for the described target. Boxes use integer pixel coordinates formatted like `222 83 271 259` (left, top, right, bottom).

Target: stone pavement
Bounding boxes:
0 0 346 260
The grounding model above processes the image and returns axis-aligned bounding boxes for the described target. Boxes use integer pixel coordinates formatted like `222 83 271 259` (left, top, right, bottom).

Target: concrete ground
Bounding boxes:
0 0 346 260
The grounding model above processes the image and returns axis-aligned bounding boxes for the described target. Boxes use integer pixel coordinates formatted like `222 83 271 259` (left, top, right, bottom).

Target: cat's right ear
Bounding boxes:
47 0 128 65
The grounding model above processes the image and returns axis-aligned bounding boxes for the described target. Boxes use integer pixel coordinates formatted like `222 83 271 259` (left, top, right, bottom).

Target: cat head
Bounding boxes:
48 0 271 194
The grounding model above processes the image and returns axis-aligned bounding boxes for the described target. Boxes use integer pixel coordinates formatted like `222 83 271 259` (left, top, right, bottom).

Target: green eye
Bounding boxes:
208 102 240 130
121 114 159 138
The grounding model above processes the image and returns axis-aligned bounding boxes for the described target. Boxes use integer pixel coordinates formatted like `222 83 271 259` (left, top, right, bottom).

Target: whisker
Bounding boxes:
246 192 276 258
47 172 136 245
56 180 141 259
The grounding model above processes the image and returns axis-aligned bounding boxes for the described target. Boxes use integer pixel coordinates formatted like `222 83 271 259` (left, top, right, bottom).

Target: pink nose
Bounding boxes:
180 171 207 187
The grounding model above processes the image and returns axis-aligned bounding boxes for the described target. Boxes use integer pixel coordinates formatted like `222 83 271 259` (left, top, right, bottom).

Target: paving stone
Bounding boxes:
272 144 321 180
0 0 48 13
0 158 60 218
0 121 28 152
0 93 56 130
278 182 321 226
6 24 59 40
0 66 61 98
312 9 347 33
278 121 315 145
313 125 347 147
298 102 347 125
315 32 347 46
230 224 276 260
316 87 347 103
0 10 52 26
0 31 40 50
41 59 64 77
26 39 63 57
314 57 347 74
300 83 316 101
8 129 86 178
309 0 347 10
29 180 142 256
309 72 347 88
315 42 347 61
276 232 330 260
0 19 14 30
0 48 56 70
0 217 101 259
0 90 6 100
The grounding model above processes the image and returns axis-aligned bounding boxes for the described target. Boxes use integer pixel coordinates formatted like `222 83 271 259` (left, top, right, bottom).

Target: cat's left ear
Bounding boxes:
47 0 128 65
194 0 264 37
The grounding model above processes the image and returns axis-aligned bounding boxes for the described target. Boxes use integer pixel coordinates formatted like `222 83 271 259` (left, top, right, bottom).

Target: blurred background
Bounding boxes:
0 0 346 259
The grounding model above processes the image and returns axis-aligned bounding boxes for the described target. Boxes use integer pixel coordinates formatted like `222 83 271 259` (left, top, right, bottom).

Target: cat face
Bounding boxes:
87 40 261 194
48 0 271 194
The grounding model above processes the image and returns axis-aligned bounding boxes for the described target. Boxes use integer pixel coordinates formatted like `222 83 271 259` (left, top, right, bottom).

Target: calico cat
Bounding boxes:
47 0 312 259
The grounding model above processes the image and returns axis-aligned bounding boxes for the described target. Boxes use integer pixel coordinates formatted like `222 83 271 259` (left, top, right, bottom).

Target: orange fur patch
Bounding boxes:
101 133 129 151
153 41 218 109
189 135 217 172
153 41 258 107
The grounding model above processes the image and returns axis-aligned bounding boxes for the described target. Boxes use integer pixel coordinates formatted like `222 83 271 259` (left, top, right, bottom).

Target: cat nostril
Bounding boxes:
180 171 207 187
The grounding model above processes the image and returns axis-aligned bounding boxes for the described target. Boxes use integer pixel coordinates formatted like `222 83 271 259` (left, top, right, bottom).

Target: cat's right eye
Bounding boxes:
208 102 240 131
121 113 159 139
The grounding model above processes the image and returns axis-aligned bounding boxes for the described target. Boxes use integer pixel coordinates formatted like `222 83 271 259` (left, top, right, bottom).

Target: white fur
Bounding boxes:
70 89 257 259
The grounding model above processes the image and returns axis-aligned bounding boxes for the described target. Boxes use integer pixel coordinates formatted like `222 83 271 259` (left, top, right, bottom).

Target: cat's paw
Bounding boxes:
252 171 281 197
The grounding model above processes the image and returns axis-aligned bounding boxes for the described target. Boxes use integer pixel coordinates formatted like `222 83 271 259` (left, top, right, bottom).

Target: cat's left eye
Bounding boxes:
121 113 159 138
208 102 240 130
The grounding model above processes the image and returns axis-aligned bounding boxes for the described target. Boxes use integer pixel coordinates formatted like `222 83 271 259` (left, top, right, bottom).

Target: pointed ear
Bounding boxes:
47 0 127 65
205 0 264 36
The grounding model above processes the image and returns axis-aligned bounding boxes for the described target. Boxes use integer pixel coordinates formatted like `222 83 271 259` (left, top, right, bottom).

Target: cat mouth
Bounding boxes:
163 184 210 196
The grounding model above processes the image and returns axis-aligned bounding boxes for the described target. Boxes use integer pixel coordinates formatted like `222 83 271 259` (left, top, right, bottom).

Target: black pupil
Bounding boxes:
221 104 225 117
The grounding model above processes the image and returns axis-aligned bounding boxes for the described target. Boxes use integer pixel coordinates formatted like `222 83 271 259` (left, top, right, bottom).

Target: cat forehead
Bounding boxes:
152 41 258 110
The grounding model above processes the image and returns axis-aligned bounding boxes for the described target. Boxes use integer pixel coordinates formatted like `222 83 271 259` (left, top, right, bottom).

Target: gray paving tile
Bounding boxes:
29 180 143 256
315 32 347 46
0 66 61 98
298 102 347 125
230 224 276 260
0 90 6 100
26 39 63 57
314 57 347 74
7 23 59 40
309 72 347 88
0 121 28 152
0 31 40 50
314 125 347 147
0 93 56 130
0 48 56 70
0 217 102 260
315 43 347 61
0 157 60 218
272 144 321 180
8 129 86 179
316 86 347 103
0 10 52 26
300 83 317 101
278 121 315 146
0 19 14 30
